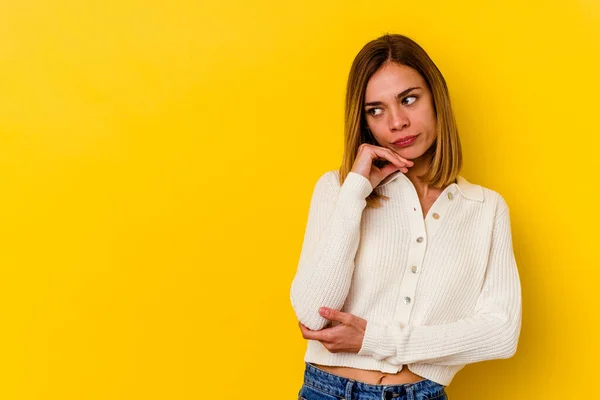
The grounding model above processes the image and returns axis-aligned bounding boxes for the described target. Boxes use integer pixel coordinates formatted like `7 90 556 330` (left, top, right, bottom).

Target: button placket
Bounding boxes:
424 186 458 241
393 180 460 325
393 182 429 324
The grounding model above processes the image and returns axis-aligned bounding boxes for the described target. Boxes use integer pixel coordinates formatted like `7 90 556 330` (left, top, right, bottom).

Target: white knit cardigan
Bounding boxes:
290 169 522 386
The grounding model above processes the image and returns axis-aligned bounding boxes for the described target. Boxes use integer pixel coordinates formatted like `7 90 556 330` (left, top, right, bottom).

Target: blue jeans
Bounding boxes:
298 362 448 400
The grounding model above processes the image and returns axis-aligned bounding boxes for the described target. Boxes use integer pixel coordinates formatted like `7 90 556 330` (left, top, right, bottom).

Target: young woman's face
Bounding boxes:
363 62 437 161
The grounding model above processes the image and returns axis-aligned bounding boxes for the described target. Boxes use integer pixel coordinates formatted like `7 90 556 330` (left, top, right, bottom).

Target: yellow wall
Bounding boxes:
1 0 598 398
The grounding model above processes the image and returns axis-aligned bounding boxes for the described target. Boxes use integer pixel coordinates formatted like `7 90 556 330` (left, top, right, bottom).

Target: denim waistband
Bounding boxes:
302 362 446 400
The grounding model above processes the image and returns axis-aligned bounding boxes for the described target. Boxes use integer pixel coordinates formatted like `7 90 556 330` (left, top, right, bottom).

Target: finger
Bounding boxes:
369 146 412 170
368 146 405 169
319 307 353 324
383 147 414 166
380 161 407 176
360 143 413 166
299 323 326 341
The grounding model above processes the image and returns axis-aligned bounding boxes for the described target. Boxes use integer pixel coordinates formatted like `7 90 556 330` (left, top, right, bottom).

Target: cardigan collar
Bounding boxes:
377 170 484 202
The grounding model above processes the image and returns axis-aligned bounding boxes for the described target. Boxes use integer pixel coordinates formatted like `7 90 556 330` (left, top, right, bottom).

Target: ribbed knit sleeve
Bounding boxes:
290 171 373 331
357 196 522 365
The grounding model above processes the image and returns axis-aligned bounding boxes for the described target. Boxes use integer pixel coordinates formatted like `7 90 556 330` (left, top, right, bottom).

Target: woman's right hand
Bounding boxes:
351 143 414 189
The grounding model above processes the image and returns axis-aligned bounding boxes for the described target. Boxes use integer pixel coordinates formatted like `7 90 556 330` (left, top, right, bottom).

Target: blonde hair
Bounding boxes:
340 33 462 208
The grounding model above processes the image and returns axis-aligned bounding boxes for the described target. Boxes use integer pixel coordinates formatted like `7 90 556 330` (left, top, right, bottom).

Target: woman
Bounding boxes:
290 33 522 400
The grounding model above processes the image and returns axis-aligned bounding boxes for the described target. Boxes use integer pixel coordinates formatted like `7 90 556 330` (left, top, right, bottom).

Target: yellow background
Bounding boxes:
1 0 598 398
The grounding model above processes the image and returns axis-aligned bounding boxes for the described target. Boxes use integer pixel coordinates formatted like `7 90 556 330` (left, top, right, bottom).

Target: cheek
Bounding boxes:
369 124 387 140
415 109 437 133
366 119 381 134
367 125 387 145
425 105 437 128
369 116 389 130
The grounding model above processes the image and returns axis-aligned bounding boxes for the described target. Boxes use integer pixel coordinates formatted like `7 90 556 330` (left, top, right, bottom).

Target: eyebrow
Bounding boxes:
364 86 422 107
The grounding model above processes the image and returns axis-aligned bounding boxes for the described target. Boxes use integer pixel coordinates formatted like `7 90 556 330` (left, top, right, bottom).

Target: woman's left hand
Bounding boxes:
298 307 367 354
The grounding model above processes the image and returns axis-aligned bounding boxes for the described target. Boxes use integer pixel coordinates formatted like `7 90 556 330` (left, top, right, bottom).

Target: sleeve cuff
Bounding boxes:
358 319 385 359
338 172 373 201
358 320 406 361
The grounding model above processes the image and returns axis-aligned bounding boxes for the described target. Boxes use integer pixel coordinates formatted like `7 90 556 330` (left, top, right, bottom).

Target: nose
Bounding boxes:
388 106 410 131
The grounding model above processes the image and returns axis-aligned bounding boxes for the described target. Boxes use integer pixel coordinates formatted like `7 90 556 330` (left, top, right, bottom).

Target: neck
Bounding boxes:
404 146 440 198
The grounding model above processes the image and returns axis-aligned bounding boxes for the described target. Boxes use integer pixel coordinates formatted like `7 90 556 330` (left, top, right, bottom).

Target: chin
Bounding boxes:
391 147 422 160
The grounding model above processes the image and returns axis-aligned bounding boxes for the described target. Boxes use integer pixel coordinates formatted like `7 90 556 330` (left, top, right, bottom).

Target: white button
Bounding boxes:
447 192 454 200
411 265 418 273
404 296 411 304
416 237 424 243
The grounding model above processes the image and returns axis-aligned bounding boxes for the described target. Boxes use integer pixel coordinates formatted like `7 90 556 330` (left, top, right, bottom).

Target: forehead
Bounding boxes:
365 63 425 101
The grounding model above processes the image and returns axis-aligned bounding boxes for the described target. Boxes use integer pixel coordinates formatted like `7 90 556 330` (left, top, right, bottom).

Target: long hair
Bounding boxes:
340 33 462 208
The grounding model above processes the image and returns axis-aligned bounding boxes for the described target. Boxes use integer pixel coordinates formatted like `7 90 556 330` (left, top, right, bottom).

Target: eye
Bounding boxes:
403 95 417 105
367 108 383 116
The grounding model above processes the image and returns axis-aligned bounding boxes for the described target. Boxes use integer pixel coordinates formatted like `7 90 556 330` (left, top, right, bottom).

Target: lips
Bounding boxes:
393 135 417 145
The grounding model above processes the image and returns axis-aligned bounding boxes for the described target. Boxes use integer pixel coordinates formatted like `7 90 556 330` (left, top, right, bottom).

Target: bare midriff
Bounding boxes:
311 363 425 385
